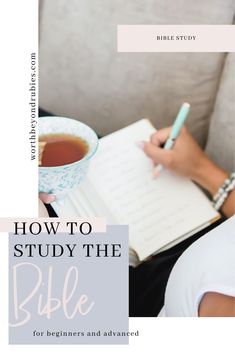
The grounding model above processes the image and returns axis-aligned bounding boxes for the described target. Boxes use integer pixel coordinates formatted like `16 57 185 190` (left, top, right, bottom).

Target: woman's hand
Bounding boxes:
144 126 208 180
142 126 235 217
39 193 55 204
38 193 55 217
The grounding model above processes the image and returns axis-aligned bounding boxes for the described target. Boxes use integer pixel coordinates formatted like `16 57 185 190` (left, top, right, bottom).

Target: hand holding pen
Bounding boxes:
153 102 190 175
142 103 212 180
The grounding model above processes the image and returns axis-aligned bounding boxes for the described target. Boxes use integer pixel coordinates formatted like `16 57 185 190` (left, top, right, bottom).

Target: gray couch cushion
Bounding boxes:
39 0 235 146
206 53 235 172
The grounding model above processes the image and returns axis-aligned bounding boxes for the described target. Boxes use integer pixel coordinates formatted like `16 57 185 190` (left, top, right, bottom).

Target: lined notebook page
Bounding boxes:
52 119 219 260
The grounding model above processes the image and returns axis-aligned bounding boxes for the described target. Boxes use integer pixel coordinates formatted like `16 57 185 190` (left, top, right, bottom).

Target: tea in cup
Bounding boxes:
39 116 98 198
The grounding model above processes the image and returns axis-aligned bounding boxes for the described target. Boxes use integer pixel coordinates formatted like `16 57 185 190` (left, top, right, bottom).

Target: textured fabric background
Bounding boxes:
206 53 235 172
39 0 235 147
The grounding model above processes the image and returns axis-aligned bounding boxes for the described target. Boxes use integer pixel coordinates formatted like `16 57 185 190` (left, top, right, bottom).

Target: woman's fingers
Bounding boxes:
144 142 173 167
39 193 56 204
150 127 171 146
38 198 49 217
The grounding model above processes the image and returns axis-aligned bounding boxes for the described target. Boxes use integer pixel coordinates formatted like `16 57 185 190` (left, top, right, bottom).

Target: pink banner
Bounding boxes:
118 25 235 52
0 218 106 234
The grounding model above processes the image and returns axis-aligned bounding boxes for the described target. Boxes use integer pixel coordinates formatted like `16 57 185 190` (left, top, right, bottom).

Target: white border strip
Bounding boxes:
0 0 38 217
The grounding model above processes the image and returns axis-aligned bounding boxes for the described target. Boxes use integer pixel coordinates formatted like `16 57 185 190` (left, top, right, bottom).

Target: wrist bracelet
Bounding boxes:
212 172 235 211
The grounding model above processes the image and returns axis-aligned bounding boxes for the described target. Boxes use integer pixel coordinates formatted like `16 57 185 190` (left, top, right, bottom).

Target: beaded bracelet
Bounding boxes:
212 172 235 211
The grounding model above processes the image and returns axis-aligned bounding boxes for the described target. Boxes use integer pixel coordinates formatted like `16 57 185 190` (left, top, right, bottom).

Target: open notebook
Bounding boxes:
52 119 220 261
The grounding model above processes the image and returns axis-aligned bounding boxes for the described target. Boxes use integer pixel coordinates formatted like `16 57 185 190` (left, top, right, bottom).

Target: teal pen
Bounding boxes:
154 102 190 175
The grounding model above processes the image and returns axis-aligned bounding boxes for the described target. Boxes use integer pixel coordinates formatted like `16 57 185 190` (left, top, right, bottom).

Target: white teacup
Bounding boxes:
39 116 98 198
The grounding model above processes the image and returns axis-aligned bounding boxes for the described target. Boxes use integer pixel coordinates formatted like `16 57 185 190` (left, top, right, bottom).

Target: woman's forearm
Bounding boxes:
193 157 235 218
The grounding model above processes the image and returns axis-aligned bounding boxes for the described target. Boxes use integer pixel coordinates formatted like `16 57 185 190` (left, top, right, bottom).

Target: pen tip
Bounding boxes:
183 102 190 108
